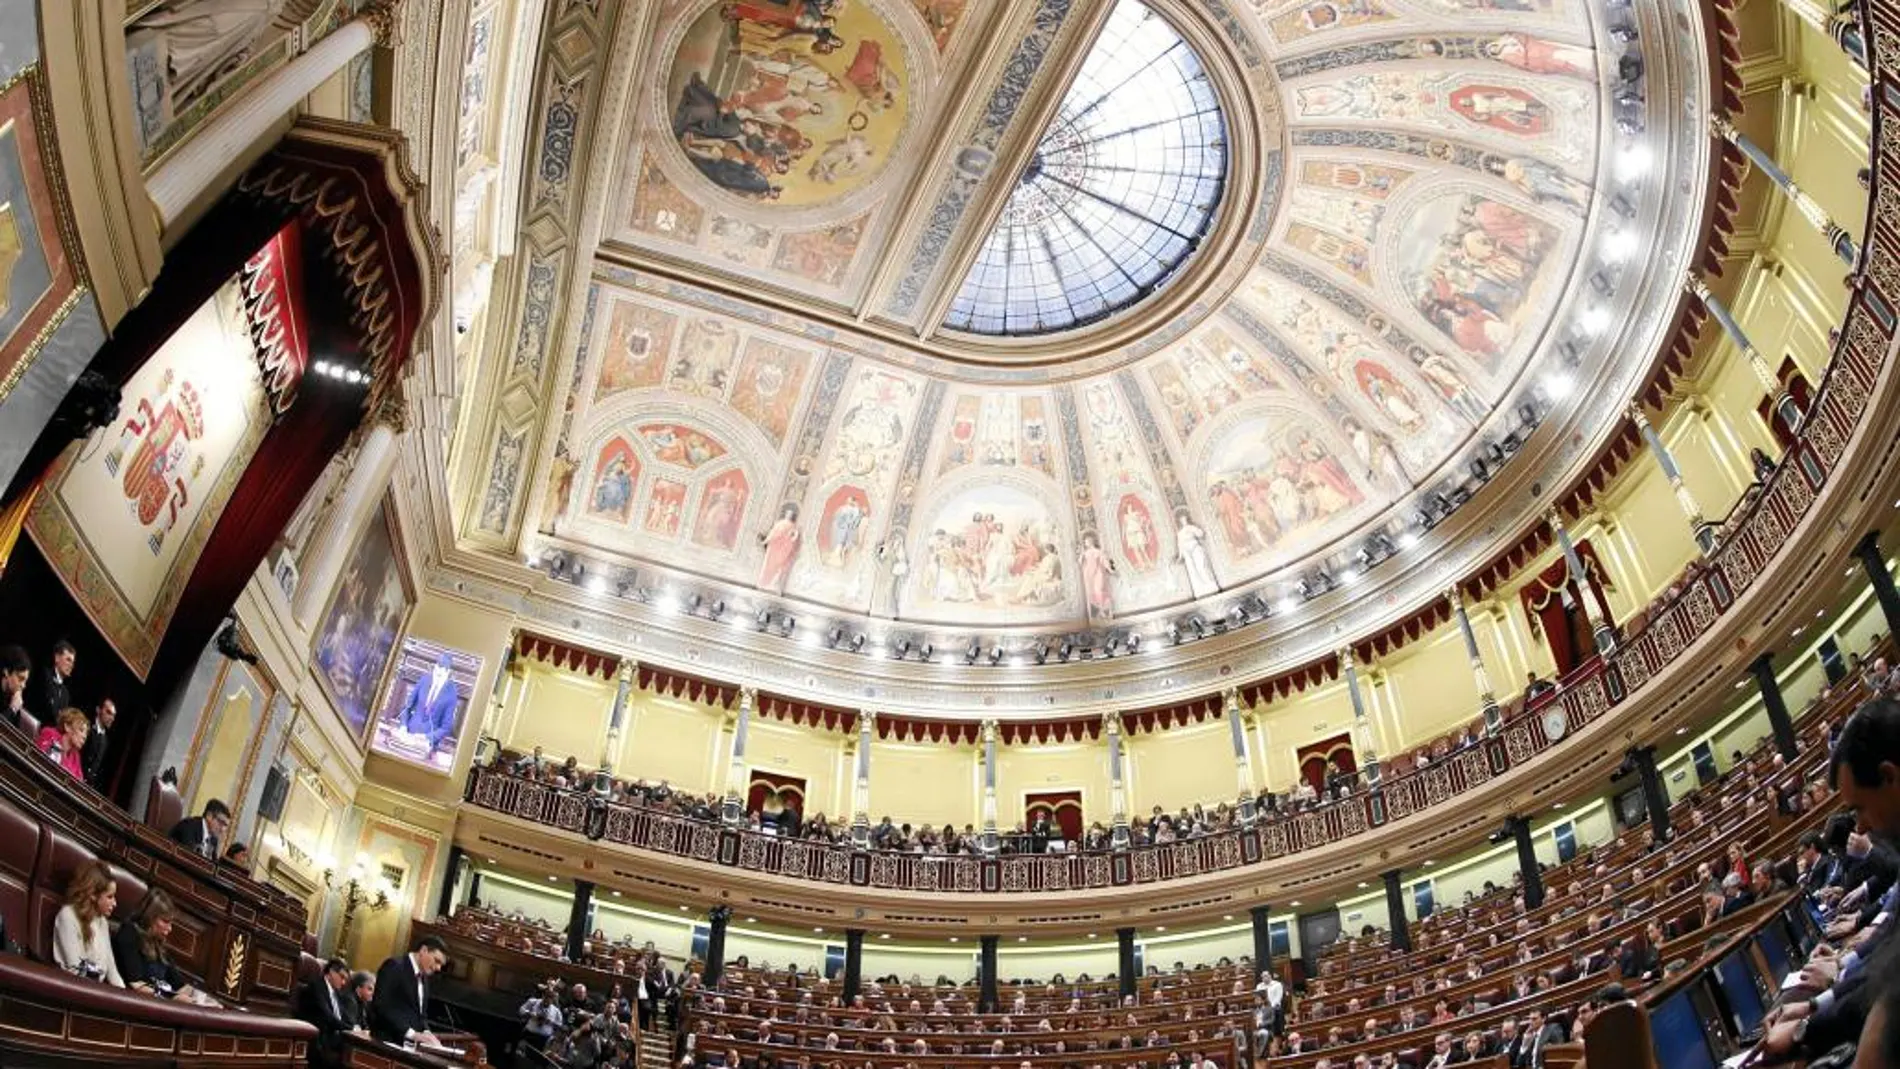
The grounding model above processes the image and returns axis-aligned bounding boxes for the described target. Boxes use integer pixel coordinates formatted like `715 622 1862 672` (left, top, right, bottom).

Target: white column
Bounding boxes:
1106 712 1130 849
292 412 402 627
851 711 874 847
597 658 636 787
980 719 999 854
148 14 387 225
722 687 755 825
1341 647 1380 784
1224 688 1258 826
1550 509 1617 655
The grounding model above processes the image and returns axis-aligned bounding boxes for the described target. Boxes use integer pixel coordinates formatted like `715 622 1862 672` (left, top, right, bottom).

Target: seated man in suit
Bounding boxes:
369 934 448 1046
295 958 357 1067
169 799 231 861
347 971 374 1028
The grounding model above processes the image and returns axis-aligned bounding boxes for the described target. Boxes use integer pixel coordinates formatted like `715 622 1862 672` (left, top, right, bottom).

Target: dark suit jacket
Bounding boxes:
369 954 429 1043
399 676 462 748
29 672 69 721
296 977 353 1067
80 726 109 789
169 816 218 859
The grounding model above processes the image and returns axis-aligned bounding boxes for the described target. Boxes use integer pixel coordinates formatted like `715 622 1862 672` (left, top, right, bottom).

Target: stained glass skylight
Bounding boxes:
942 0 1227 337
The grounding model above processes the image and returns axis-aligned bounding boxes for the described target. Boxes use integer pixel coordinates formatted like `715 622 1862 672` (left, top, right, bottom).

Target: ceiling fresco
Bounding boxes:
463 0 1709 659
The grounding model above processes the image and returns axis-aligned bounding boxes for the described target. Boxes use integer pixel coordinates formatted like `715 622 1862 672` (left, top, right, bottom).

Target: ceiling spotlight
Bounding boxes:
687 593 702 613
1166 623 1182 646
1106 635 1124 656
1228 605 1247 626
586 576 608 596
988 645 1004 665
1545 373 1575 400
1127 633 1142 653
1277 596 1298 616
1059 641 1075 662
778 615 796 637
893 638 911 659
755 608 772 631
1033 643 1048 665
1579 307 1610 335
850 633 866 652
918 642 933 662
708 599 726 620
827 626 845 648
1603 229 1636 263
1189 616 1207 639
965 641 981 665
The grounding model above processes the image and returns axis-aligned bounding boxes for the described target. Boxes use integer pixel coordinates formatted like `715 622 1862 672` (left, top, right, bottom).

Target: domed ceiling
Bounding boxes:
458 0 1710 703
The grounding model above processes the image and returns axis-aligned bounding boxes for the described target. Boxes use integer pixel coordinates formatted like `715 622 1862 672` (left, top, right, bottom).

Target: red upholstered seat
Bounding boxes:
0 797 42 952
144 775 184 836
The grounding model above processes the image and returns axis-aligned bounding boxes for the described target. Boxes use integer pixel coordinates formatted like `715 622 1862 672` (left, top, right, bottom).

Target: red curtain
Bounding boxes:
147 379 358 694
1518 539 1616 676
1025 790 1083 841
746 770 807 817
1296 733 1356 792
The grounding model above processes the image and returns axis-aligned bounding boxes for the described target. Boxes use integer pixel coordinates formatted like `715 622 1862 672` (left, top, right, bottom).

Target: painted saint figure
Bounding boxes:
1080 533 1117 622
757 503 802 594
1175 510 1220 598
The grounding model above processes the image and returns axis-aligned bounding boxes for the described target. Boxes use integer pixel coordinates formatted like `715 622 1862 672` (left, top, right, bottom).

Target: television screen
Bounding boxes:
1714 952 1767 1036
1650 990 1718 1069
1757 924 1793 984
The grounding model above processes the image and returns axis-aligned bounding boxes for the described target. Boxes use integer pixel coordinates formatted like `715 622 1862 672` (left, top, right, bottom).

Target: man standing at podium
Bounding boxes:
369 935 448 1047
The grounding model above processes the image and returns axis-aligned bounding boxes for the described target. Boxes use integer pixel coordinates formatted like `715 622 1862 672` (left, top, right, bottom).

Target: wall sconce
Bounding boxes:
327 852 391 957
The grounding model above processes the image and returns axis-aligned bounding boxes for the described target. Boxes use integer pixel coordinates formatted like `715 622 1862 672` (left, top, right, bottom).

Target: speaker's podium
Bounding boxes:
341 1029 489 1068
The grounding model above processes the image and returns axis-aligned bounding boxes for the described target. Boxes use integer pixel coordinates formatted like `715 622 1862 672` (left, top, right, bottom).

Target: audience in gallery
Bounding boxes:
35 706 88 779
485 632 1869 864
2 639 125 791
432 669 1875 1069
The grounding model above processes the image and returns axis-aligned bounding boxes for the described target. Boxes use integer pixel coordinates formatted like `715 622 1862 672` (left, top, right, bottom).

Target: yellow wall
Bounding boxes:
1126 721 1232 814
997 742 1112 829
506 665 615 765
868 740 977 826
743 717 847 818
622 695 726 794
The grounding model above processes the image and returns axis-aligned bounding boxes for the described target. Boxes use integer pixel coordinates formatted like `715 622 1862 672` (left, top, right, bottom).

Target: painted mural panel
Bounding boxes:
369 638 484 774
1201 416 1371 563
1396 193 1561 365
24 280 267 677
728 336 812 445
0 71 80 403
313 501 412 743
1290 70 1595 168
939 392 1054 477
906 482 1071 621
595 298 678 399
664 0 913 206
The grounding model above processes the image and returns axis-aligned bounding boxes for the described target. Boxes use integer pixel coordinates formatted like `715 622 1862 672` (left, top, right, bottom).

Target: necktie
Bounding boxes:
330 985 341 1020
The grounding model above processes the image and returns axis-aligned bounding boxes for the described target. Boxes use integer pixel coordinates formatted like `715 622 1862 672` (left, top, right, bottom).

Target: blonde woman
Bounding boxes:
54 859 124 986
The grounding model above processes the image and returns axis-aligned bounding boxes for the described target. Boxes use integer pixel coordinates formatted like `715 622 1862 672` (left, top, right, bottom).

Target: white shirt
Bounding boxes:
406 953 427 1039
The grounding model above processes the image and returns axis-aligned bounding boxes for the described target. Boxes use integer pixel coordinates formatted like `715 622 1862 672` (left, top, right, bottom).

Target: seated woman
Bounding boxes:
53 859 124 985
36 708 88 780
112 889 214 1003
